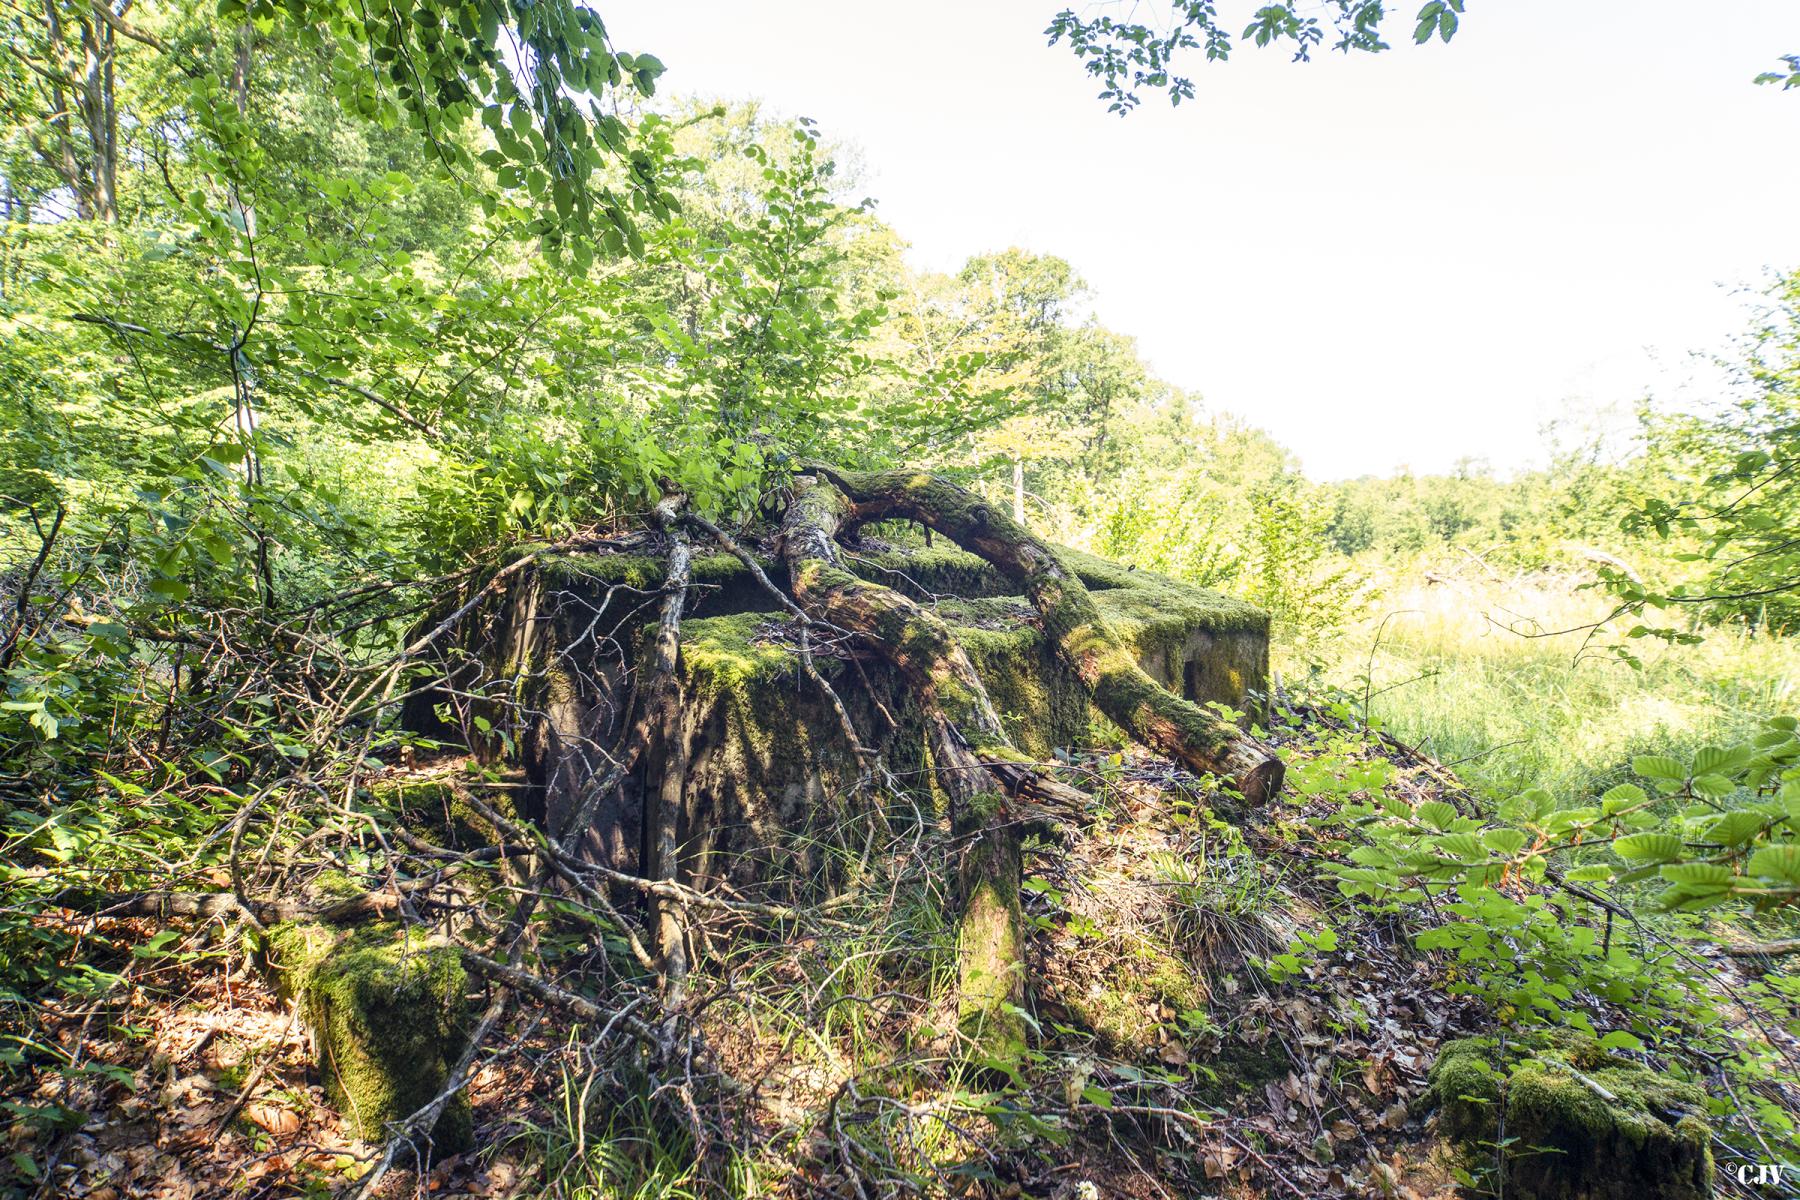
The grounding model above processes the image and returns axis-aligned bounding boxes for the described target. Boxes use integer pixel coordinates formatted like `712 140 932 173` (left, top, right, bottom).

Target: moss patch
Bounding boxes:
1424 1037 1712 1200
1058 942 1206 1054
370 776 510 852
265 923 473 1151
671 611 873 887
852 547 1015 599
956 793 1027 1071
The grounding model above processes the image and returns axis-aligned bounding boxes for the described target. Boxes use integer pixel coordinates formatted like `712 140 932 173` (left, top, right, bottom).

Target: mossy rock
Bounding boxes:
265 922 473 1151
1424 1037 1713 1200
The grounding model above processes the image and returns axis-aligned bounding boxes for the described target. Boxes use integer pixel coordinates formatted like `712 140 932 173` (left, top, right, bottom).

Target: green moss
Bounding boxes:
678 612 798 704
1062 547 1267 637
852 541 1264 635
370 777 509 852
669 610 874 885
1424 1038 1505 1142
265 923 473 1151
852 547 1013 599
539 550 669 592
955 793 1027 1070
1061 943 1207 1054
945 604 1083 760
1194 1034 1294 1108
1424 1037 1712 1200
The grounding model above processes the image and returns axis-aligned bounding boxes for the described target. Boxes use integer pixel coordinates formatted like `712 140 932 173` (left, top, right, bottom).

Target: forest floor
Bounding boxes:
10 703 1782 1200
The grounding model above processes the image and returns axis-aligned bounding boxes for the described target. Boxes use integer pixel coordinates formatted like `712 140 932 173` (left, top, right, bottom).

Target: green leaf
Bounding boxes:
1703 811 1765 848
1690 774 1737 801
1562 865 1614 883
1436 832 1485 863
1598 783 1646 814
1747 844 1800 884
134 930 183 958
1597 1031 1644 1052
1657 863 1731 886
1412 0 1442 43
1481 828 1527 857
1632 755 1686 781
1417 800 1458 830
1693 744 1753 776
1613 833 1683 863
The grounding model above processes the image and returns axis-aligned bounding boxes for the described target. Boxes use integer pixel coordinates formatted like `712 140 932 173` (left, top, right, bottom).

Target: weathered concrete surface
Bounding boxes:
404 540 1270 890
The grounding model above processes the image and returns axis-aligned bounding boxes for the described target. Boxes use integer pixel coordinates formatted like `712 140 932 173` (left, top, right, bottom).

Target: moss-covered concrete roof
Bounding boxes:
589 543 1272 759
536 542 1268 639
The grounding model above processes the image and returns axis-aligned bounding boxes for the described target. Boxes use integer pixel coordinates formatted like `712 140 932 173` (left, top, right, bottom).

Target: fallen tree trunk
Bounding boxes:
816 468 1286 803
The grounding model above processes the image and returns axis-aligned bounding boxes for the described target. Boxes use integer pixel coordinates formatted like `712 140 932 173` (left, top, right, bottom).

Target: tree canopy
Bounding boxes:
1045 2 1800 112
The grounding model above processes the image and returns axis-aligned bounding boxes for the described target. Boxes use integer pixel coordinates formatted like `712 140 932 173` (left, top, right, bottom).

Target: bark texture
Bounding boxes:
646 497 694 1000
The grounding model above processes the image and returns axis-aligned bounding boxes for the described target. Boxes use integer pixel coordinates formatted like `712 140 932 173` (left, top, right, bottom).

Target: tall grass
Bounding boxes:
1318 561 1800 801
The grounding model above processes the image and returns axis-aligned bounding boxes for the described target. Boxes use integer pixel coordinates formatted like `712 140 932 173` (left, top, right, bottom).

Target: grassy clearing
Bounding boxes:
1317 559 1800 801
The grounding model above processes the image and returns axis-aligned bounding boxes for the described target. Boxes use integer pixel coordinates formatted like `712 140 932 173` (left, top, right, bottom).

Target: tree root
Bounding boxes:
815 467 1286 803
780 476 1046 1063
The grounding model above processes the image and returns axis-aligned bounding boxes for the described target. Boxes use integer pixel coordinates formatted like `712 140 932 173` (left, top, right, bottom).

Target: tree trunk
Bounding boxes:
818 468 1286 803
647 498 693 1002
1012 454 1025 526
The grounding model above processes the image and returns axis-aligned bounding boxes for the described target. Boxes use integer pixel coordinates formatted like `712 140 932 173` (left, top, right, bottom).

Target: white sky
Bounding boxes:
605 1 1800 479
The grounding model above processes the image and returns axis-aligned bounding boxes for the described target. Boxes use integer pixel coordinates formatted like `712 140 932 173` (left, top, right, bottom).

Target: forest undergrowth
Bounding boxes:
7 690 1794 1200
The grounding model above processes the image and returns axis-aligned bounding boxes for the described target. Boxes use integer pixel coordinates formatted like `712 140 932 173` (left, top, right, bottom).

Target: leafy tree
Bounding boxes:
1045 0 1465 112
1046 2 1797 113
878 248 1085 501
1612 270 1800 638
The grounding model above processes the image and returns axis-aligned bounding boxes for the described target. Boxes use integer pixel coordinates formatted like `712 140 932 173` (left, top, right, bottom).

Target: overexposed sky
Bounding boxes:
607 1 1800 479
